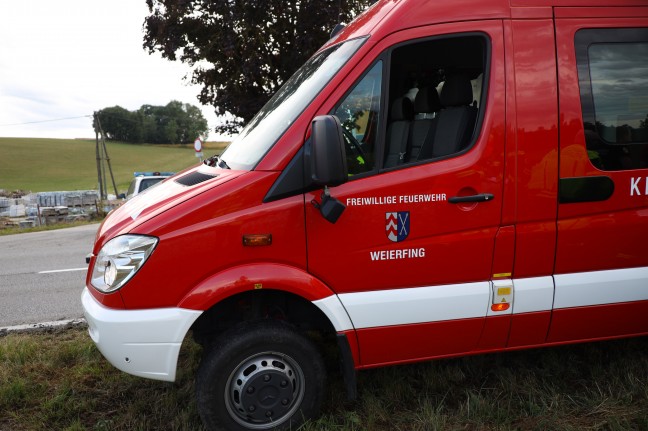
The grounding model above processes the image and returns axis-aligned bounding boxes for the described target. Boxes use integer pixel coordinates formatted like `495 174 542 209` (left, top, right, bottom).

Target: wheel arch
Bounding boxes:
181 263 359 399
179 262 338 309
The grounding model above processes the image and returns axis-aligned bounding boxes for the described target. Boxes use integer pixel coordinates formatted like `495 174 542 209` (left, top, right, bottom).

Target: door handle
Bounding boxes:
448 193 494 204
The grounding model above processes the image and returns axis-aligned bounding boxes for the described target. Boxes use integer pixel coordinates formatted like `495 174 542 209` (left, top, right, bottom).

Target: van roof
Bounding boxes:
329 0 647 49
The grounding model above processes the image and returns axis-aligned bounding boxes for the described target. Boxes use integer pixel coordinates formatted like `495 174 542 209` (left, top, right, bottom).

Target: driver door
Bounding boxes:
305 22 508 367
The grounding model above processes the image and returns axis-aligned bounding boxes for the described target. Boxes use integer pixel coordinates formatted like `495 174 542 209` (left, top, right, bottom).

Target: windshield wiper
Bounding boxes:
203 155 219 167
203 155 231 169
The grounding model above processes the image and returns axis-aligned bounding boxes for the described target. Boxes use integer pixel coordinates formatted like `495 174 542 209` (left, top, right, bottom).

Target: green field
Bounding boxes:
0 138 228 194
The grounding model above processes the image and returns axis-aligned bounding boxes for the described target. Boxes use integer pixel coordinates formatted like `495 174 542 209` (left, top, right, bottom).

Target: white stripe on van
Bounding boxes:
337 281 490 329
554 266 648 309
313 267 648 332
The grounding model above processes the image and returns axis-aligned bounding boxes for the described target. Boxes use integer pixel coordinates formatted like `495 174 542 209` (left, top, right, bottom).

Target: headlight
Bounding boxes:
91 235 158 293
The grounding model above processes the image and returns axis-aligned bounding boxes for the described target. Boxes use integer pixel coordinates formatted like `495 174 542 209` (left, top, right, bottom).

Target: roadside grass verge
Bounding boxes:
0 220 101 237
0 328 202 431
1 328 646 430
0 138 228 193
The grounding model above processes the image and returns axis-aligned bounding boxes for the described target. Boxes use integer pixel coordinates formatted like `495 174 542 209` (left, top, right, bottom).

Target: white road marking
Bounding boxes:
38 267 87 274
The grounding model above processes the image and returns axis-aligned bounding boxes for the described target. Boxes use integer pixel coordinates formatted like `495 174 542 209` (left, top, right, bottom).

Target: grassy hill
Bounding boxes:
0 138 228 194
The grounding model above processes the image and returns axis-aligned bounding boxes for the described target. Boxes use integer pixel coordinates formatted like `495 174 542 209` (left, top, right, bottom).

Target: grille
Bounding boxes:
174 171 218 186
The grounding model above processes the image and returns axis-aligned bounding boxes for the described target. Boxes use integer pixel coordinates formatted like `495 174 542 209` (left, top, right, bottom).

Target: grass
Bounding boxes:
0 327 202 431
0 138 228 193
1 327 646 430
0 220 100 237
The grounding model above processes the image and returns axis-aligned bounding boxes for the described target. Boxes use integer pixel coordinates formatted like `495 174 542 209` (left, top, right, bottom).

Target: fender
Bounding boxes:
179 262 360 399
178 262 340 311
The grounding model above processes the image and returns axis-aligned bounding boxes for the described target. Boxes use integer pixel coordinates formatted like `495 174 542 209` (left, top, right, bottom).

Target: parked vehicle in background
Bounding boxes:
82 0 648 430
125 172 174 199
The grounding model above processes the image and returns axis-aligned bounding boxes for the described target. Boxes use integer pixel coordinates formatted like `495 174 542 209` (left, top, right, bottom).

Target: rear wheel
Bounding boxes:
196 320 326 431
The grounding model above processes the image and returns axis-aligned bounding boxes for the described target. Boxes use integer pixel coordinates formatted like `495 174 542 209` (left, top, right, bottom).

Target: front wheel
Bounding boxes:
196 320 326 431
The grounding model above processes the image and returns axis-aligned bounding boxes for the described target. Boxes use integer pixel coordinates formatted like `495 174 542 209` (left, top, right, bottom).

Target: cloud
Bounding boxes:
0 0 225 140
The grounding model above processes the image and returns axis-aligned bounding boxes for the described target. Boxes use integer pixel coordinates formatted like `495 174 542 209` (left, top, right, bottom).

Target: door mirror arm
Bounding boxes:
311 186 346 224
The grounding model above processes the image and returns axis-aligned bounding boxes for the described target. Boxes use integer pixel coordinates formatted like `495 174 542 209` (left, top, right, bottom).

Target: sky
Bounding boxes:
0 0 225 140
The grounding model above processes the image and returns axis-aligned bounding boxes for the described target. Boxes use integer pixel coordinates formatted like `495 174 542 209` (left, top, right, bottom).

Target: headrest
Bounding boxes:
390 97 414 121
414 87 442 114
440 75 473 107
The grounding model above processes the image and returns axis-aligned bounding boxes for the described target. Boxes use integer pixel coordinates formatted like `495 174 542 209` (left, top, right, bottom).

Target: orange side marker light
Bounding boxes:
491 302 510 312
242 234 272 247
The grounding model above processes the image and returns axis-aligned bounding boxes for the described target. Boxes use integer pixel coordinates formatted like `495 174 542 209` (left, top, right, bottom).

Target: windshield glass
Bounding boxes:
219 37 366 170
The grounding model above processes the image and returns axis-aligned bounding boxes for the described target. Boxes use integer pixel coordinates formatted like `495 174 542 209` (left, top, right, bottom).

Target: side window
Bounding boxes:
127 180 136 197
332 34 488 177
575 28 648 170
384 35 487 168
334 61 382 176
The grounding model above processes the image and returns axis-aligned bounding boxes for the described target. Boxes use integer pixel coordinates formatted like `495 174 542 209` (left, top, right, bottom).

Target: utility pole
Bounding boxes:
93 111 119 200
93 112 104 201
96 114 119 198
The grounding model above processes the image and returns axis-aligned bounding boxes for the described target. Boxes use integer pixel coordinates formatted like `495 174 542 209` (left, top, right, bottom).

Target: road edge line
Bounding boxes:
0 318 87 336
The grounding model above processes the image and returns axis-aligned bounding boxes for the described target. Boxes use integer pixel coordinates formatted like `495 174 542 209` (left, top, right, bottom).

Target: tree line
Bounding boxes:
96 101 208 144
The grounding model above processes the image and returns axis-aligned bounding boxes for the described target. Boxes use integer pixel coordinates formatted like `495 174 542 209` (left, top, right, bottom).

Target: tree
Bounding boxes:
97 101 208 144
98 106 141 142
143 0 373 135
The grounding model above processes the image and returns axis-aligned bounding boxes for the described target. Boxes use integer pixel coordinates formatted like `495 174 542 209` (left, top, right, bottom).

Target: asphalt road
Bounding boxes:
0 223 99 327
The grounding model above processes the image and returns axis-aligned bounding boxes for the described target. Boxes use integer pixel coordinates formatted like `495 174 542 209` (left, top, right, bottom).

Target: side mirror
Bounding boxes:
311 115 348 187
118 193 126 200
310 115 348 224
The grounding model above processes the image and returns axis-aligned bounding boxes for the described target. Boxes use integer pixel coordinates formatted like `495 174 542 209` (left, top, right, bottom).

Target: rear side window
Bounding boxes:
575 28 648 170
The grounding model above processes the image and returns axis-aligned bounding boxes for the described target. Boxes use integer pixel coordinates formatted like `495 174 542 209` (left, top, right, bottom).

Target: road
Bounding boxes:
0 224 99 327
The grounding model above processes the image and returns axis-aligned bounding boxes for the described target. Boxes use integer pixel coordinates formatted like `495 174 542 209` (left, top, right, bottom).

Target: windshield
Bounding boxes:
219 37 367 170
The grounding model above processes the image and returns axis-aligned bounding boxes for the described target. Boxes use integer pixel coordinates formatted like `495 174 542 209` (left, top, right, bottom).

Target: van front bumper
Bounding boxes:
81 287 202 382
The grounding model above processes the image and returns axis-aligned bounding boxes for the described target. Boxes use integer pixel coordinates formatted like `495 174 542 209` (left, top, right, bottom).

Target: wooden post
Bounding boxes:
93 112 105 200
95 115 119 198
37 204 42 226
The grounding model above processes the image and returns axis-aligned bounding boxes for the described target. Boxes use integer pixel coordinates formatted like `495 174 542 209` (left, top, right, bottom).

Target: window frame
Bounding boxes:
384 32 491 171
329 31 492 180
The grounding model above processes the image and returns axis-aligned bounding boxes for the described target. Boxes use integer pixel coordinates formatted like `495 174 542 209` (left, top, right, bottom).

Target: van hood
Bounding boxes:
94 166 245 250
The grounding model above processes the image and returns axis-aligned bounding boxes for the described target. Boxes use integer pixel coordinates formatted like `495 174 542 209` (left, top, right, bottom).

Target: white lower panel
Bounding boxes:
336 282 490 329
554 266 648 309
513 276 554 314
312 295 355 332
81 288 202 382
315 277 558 332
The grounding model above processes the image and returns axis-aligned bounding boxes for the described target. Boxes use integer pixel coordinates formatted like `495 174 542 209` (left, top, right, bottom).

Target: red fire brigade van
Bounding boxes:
82 0 648 429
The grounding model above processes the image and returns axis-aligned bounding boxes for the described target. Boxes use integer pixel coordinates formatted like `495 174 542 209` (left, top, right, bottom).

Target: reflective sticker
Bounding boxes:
497 287 512 296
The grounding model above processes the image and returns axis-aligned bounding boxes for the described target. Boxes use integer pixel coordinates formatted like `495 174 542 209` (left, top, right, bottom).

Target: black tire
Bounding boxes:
195 320 326 431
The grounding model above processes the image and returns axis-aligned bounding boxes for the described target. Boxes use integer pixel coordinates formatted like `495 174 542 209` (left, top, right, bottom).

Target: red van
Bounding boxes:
82 0 648 429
